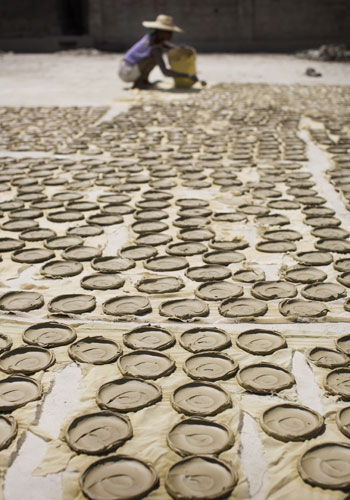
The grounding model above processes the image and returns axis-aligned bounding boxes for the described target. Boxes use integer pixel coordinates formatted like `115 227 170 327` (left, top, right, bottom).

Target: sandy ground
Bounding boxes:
1 52 350 106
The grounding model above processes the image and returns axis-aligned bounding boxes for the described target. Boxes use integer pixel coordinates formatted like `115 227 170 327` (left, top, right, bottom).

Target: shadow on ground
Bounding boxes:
122 81 202 93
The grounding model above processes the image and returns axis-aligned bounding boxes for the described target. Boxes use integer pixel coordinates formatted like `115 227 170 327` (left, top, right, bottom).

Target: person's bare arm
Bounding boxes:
152 47 197 81
163 41 177 49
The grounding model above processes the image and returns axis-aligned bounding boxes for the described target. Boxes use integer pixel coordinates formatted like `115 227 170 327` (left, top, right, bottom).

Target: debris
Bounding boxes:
298 44 350 62
305 67 322 77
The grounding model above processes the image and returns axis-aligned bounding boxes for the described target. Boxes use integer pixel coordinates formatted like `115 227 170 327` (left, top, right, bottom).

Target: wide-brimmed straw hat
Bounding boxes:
142 14 183 33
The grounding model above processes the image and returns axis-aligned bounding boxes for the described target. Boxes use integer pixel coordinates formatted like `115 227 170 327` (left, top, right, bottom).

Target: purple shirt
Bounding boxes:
124 35 153 65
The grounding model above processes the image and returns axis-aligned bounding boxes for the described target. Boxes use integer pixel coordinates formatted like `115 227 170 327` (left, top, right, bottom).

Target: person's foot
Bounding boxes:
132 79 153 89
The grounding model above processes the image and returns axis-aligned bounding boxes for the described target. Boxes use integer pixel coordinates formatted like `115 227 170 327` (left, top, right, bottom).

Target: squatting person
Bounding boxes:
118 14 198 89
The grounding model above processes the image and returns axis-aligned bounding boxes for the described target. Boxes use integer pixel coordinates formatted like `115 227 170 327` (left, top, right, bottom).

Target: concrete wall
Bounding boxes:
88 0 350 52
1 0 350 52
0 0 92 52
0 0 62 37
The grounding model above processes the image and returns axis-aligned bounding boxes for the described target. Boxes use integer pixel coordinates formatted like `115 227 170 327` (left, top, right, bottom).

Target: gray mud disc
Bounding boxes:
279 299 328 318
167 418 234 456
118 350 175 379
0 291 44 312
80 273 125 291
136 276 184 294
184 351 238 381
237 363 295 394
195 281 243 301
123 326 175 351
159 299 209 320
69 336 122 365
260 403 324 442
103 295 151 316
186 265 232 282
23 322 76 348
298 442 350 490
284 266 327 284
66 411 132 455
81 455 159 500
48 294 96 314
180 327 231 353
236 329 287 355
219 298 268 318
97 377 162 413
0 346 55 375
171 381 231 417
251 281 297 300
0 376 42 411
165 455 237 500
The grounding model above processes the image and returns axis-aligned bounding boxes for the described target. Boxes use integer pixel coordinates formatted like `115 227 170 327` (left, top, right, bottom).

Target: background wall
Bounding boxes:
0 0 62 37
1 0 349 52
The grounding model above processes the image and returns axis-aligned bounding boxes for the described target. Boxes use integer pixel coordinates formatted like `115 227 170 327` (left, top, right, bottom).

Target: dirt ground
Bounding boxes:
0 52 350 500
1 52 350 106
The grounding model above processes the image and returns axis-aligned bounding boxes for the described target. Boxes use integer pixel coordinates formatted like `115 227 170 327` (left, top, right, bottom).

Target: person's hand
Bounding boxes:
189 74 198 82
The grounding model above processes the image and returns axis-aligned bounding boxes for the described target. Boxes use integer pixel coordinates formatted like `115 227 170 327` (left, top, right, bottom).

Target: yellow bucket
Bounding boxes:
168 46 196 88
